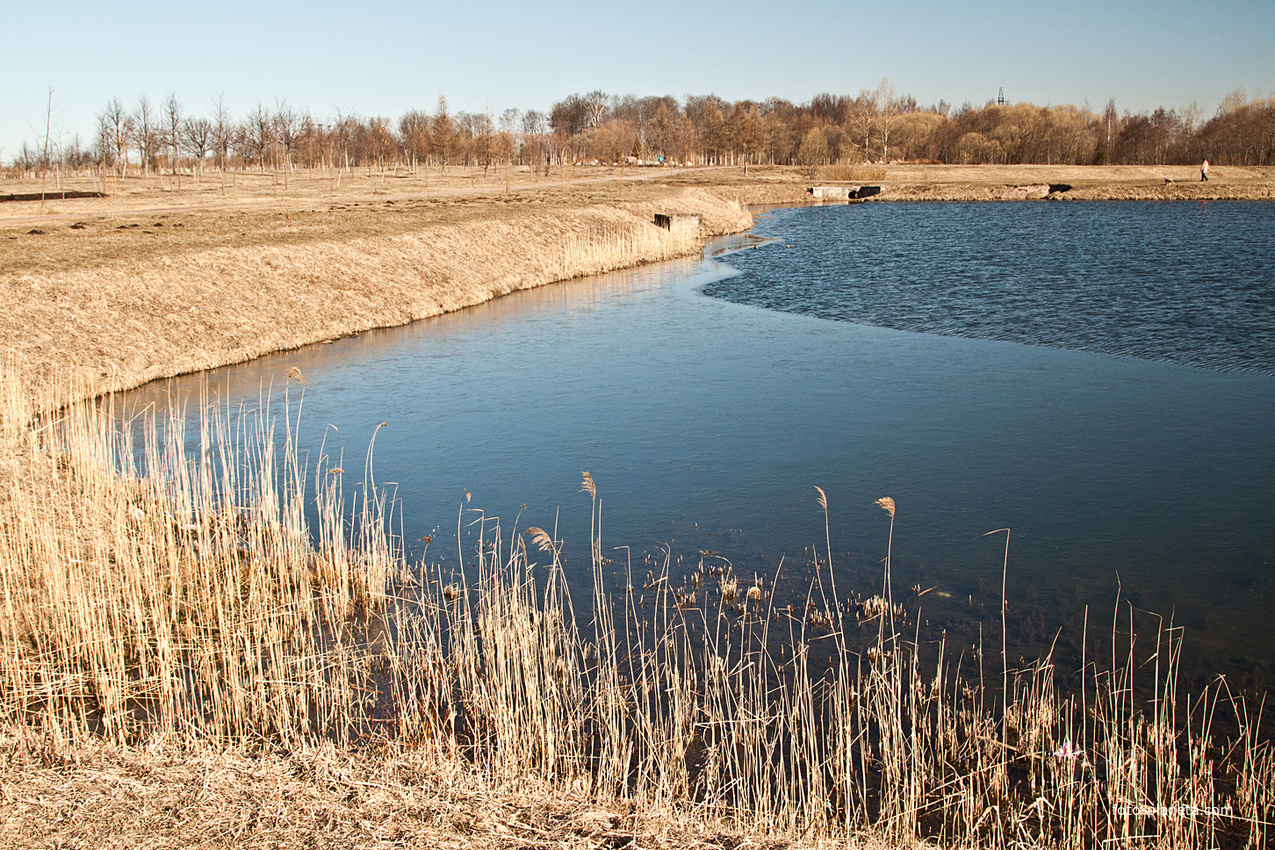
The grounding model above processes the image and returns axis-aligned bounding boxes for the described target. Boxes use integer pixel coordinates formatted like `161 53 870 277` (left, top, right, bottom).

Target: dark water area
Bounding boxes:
706 201 1275 375
125 201 1275 694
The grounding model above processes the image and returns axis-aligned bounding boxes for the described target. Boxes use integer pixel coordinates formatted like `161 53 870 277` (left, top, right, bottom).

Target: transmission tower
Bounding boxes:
997 87 1007 106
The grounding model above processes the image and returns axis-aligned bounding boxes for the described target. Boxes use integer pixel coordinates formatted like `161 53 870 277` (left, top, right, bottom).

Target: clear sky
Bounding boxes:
3 0 1271 162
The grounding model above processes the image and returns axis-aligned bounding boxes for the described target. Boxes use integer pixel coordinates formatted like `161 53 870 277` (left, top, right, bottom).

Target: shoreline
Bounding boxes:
4 164 1272 402
3 164 1273 850
2 182 771 402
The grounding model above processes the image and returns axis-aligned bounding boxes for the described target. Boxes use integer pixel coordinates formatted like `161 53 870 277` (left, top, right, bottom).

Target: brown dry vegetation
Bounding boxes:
4 390 1271 849
2 165 1274 849
5 164 1271 404
0 167 791 402
0 731 792 850
871 163 1275 201
3 730 908 850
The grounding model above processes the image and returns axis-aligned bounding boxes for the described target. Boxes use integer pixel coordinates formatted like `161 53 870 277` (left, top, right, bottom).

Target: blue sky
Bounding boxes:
3 0 1271 161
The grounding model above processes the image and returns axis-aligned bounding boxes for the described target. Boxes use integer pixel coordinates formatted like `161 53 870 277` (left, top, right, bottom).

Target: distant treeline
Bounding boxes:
6 83 1274 178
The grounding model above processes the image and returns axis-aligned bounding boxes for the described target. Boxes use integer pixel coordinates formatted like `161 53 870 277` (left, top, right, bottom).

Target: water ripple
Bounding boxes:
707 202 1275 375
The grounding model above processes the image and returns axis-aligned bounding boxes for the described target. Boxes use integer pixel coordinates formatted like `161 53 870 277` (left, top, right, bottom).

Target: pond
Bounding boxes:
125 200 1275 692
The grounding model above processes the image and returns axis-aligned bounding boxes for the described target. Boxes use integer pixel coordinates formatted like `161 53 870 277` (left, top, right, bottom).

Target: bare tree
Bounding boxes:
499 107 520 136
91 117 110 189
701 99 728 165
273 97 299 186
729 102 762 173
164 92 183 184
297 111 323 172
398 109 431 172
366 115 395 181
1218 88 1248 116
473 108 494 176
647 101 676 163
39 87 57 205
183 116 212 181
498 107 520 167
432 94 457 172
797 126 829 178
24 80 1275 182
244 102 272 173
1100 99 1118 164
14 142 37 174
550 95 589 140
875 78 899 162
583 90 610 129
98 98 131 181
332 108 360 180
456 112 476 168
133 94 158 178
844 91 876 162
522 109 549 174
1181 101 1202 139
211 91 233 189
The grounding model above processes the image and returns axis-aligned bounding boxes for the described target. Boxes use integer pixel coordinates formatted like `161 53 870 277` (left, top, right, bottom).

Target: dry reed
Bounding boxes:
1 375 1271 849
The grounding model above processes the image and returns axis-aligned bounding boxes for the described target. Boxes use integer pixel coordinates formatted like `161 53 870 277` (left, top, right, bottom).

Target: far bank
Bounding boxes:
3 164 1272 401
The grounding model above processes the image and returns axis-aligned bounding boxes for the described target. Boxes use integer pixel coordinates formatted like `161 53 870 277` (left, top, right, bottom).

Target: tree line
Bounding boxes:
7 82 1274 182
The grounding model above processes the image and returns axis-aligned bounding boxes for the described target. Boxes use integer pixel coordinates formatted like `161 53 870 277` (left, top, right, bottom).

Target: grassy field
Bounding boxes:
2 164 1273 848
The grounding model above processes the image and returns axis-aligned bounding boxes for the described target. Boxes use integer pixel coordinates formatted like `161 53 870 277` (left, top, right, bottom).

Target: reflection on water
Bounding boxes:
125 203 1275 692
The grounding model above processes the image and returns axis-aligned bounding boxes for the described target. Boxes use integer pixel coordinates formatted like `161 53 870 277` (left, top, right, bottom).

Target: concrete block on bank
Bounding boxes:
808 185 882 201
654 213 700 236
809 186 852 200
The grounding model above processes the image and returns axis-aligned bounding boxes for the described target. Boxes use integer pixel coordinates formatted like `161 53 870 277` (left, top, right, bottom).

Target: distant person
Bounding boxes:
1201 160 1210 182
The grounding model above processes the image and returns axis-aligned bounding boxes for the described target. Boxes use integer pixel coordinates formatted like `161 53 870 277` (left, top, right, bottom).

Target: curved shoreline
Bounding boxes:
4 165 1273 850
2 185 762 403
2 165 1272 403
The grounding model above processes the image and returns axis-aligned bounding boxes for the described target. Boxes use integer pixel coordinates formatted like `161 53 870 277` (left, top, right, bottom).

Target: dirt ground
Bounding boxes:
5 161 1270 273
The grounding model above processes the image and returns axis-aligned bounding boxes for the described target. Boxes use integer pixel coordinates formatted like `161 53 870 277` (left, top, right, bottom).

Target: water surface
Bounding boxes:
706 201 1275 374
127 201 1275 690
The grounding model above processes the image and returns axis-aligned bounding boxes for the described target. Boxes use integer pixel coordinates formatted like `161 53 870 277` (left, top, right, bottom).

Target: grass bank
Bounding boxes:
1 172 775 402
5 163 1271 404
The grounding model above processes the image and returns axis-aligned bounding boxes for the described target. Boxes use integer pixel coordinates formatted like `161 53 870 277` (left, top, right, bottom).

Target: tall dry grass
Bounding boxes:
1 375 1271 848
826 163 889 182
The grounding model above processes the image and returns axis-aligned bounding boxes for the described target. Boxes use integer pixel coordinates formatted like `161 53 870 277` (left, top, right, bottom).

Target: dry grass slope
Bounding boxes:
2 184 752 402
